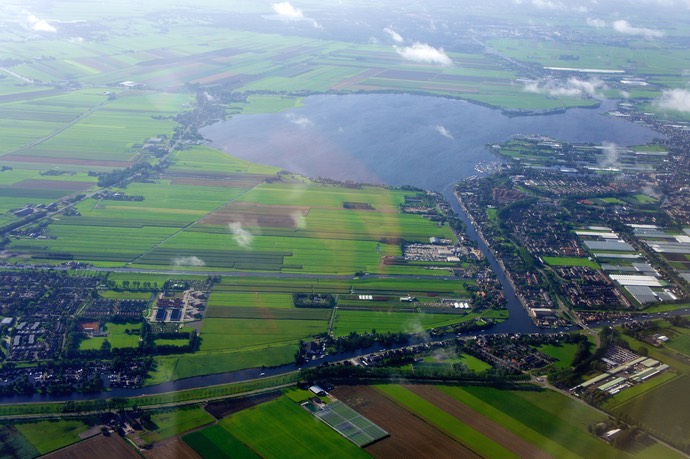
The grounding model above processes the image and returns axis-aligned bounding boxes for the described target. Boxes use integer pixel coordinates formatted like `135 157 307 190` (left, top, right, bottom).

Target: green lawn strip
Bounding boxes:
207 292 294 309
218 397 370 459
141 405 215 442
640 303 690 313
0 402 63 416
183 425 259 459
451 386 627 459
154 338 189 347
537 343 579 368
134 373 299 407
98 290 152 300
542 256 600 269
374 385 516 459
15 419 88 455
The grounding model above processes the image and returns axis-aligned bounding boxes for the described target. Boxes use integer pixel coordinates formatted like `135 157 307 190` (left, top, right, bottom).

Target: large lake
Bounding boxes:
201 94 661 190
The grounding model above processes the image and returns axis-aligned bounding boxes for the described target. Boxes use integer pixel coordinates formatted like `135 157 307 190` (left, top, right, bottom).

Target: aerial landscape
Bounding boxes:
1 0 690 457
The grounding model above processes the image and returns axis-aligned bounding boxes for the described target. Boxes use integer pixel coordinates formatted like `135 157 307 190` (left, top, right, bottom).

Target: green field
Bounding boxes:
666 328 690 355
140 405 215 442
160 344 299 380
218 396 370 459
184 425 260 459
15 420 88 455
79 322 141 350
333 310 477 336
612 374 690 448
537 343 579 368
542 257 600 269
437 386 683 459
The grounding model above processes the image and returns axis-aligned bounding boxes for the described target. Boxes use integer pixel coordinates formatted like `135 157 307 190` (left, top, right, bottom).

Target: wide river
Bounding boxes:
200 94 660 190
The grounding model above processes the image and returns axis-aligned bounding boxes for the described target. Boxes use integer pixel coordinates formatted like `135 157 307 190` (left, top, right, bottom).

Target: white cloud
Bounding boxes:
601 142 621 168
229 222 254 248
395 42 452 67
172 256 205 267
523 77 606 98
434 125 454 141
531 0 564 9
290 211 307 229
612 20 663 39
587 17 607 28
383 27 404 43
513 0 585 10
285 113 313 128
272 2 303 20
25 13 57 32
271 2 321 28
654 88 690 112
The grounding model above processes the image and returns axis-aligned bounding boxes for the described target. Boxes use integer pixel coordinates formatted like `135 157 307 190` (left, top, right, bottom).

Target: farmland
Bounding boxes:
138 405 215 443
612 373 690 449
210 396 370 459
333 310 478 336
44 434 140 459
537 343 579 368
15 419 89 455
343 384 684 459
1 2 689 456
183 425 258 459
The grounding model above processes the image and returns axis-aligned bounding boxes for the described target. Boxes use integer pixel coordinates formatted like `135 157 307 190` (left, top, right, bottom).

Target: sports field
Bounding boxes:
213 396 370 459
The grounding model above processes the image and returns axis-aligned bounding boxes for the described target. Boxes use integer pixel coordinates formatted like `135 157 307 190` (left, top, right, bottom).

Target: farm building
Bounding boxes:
309 385 328 397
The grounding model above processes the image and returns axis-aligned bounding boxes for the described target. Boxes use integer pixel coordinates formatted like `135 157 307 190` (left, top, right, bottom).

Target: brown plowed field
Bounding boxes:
44 434 139 459
201 202 310 228
1 155 132 168
205 390 281 419
12 179 94 190
407 385 552 459
144 436 202 459
332 385 479 459
331 68 385 91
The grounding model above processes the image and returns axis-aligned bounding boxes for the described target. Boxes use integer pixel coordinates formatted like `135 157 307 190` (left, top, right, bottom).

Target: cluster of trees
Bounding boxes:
293 293 336 308
60 397 129 414
300 362 527 385
329 330 409 353
94 162 155 188
104 279 158 290
548 328 619 391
